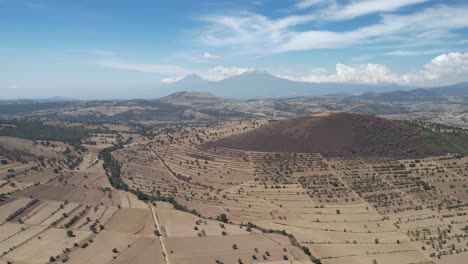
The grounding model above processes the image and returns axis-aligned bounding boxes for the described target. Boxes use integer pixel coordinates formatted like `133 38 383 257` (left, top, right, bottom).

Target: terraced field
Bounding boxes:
0 114 467 264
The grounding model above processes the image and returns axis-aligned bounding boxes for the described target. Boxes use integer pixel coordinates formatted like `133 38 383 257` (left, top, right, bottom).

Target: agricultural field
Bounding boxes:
0 107 467 264
108 114 467 264
2 0 468 261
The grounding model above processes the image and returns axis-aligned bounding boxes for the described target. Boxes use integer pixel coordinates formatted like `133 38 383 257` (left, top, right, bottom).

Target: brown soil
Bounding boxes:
211 112 445 158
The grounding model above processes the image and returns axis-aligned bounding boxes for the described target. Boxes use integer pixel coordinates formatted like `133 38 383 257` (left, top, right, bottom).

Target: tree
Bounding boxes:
154 230 161 237
312 258 322 264
218 213 228 223
66 230 74 237
302 246 311 255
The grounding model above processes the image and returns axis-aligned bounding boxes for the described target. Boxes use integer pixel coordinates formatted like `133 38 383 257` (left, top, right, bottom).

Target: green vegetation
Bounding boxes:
0 119 96 148
407 121 468 155
241 222 321 264
0 102 73 115
99 145 129 191
6 199 39 221
99 144 200 217
424 130 468 155
66 230 75 237
0 145 33 162
350 103 409 115
217 213 229 223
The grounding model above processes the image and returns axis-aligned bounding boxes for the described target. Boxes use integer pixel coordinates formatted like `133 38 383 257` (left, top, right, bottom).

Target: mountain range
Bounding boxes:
160 71 468 99
0 96 76 105
2 72 467 102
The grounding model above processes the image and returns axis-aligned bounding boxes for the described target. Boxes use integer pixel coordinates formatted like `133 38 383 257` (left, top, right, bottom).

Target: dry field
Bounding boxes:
0 117 466 264
109 119 468 264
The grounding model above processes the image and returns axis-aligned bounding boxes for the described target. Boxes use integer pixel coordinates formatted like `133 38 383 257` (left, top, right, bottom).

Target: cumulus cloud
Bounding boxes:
202 66 253 81
401 52 468 86
280 63 399 84
201 52 220 60
157 52 468 86
280 52 468 86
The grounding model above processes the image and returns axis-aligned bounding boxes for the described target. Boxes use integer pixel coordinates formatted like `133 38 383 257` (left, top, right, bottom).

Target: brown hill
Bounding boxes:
211 112 447 158
160 91 221 106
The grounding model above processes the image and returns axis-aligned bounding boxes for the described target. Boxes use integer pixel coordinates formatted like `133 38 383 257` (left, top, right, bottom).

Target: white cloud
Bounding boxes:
6 84 18 90
160 52 468 86
384 50 445 56
279 52 468 86
161 66 254 83
200 3 468 54
280 63 399 84
295 0 427 17
95 59 187 75
160 76 185 84
202 52 220 60
202 66 253 81
74 50 187 75
401 52 468 86
279 5 468 52
328 0 429 21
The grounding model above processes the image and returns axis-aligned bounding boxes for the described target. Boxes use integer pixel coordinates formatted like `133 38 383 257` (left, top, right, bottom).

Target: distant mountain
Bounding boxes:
162 71 410 98
161 74 210 93
0 96 76 105
355 89 445 102
214 71 310 98
160 91 222 105
429 82 468 97
353 82 468 102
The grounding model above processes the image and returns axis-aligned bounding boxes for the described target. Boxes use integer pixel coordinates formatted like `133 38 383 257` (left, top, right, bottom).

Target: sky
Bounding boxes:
1 0 468 99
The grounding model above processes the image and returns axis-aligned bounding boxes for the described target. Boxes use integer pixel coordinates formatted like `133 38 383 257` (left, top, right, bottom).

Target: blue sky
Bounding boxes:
1 0 468 99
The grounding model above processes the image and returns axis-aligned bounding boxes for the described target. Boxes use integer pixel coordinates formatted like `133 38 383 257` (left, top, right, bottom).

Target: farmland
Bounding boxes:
0 98 467 264
3 0 468 261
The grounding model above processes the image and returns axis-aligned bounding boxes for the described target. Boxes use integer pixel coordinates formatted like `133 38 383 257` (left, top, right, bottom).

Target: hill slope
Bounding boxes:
355 89 444 102
160 91 221 105
429 82 468 97
212 112 456 158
